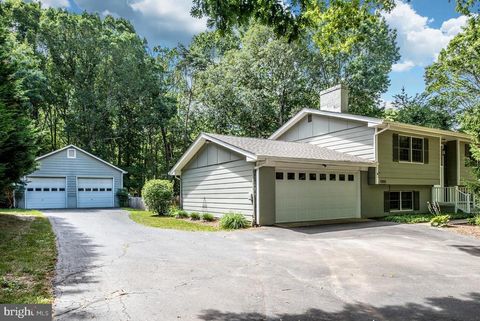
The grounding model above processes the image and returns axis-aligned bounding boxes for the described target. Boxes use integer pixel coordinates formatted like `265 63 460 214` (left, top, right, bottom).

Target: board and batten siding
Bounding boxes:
278 114 375 160
377 130 440 185
181 143 254 220
20 148 123 207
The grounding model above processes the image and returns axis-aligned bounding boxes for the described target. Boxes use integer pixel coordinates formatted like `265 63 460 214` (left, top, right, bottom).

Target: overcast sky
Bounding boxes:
37 0 468 106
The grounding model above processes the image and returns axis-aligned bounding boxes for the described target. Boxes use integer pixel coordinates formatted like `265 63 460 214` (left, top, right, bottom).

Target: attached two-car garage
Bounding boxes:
20 145 126 210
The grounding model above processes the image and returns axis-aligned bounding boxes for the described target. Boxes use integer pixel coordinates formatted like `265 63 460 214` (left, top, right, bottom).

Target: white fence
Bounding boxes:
128 197 146 210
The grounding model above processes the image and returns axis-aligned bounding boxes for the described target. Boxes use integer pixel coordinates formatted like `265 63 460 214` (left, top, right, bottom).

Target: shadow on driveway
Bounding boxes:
198 292 480 321
275 220 399 235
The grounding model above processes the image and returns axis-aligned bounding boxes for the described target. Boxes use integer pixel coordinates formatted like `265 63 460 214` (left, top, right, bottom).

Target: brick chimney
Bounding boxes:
320 84 349 113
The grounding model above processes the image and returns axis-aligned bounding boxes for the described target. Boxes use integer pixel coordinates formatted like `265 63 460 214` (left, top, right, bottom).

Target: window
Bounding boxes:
86 188 92 191
67 148 76 158
348 174 354 181
339 174 345 181
27 188 33 191
35 188 41 191
388 191 413 211
329 174 336 181
78 188 84 191
299 173 306 180
43 188 50 192
309 173 316 180
59 188 65 191
319 173 327 181
100 188 106 192
398 135 424 163
287 172 295 180
307 114 312 123
51 188 58 191
106 188 112 192
276 172 284 180
93 188 99 191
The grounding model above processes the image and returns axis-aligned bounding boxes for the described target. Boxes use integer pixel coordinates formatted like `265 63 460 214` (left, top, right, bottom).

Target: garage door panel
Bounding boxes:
78 178 113 208
275 170 359 223
25 177 66 209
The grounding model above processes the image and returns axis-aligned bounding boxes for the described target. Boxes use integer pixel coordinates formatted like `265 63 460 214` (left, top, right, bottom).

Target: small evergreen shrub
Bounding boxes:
430 215 450 227
116 188 130 207
220 213 249 229
190 212 201 220
142 179 174 215
175 210 189 219
202 213 215 222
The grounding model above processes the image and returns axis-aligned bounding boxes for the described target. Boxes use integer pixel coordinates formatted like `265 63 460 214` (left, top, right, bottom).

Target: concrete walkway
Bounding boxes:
44 209 480 321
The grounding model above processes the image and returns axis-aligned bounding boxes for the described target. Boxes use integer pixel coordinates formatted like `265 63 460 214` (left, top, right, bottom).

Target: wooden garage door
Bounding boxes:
25 177 66 209
77 178 114 208
275 170 360 223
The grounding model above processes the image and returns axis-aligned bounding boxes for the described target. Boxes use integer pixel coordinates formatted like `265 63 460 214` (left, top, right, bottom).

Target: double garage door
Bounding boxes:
25 177 114 209
275 170 360 223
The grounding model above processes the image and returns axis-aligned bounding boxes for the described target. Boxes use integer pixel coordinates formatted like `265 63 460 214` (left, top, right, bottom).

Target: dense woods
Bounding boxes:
0 0 479 197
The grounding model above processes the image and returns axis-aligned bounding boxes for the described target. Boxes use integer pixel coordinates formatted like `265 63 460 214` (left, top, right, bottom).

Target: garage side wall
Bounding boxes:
181 144 254 220
18 148 123 208
360 172 432 218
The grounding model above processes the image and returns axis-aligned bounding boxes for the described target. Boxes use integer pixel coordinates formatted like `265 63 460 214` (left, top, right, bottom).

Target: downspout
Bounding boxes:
373 124 390 184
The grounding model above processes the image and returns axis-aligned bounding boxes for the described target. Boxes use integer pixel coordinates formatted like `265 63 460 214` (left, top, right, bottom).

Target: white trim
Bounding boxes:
397 135 425 164
388 191 414 211
169 133 258 176
256 169 260 226
382 121 471 140
24 176 68 209
269 108 383 140
67 148 76 158
36 145 127 174
76 176 115 208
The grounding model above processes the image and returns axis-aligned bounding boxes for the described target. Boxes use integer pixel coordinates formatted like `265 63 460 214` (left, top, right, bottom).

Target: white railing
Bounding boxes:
432 186 475 213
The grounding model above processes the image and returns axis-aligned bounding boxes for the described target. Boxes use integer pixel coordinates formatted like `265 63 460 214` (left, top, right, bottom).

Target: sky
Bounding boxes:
37 0 468 106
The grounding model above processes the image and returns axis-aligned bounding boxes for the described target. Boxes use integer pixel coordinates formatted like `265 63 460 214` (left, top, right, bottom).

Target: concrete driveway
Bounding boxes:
44 209 480 321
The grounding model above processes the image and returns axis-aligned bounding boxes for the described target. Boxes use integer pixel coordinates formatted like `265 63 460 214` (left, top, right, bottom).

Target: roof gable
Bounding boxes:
36 145 127 174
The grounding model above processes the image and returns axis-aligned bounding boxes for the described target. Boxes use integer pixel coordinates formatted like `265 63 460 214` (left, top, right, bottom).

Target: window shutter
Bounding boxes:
413 191 420 211
424 138 429 164
384 191 390 213
393 133 399 162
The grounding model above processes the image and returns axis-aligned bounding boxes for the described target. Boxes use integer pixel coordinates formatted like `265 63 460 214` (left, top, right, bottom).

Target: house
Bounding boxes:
169 85 474 225
17 145 127 209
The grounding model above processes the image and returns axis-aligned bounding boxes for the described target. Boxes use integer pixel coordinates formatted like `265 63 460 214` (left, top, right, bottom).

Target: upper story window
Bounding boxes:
67 148 76 159
393 134 428 164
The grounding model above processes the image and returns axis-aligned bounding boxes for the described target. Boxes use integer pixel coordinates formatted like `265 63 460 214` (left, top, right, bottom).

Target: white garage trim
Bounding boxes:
76 176 115 208
25 176 67 209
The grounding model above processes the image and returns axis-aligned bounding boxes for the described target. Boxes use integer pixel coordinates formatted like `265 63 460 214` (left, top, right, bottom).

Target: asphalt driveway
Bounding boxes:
44 209 480 321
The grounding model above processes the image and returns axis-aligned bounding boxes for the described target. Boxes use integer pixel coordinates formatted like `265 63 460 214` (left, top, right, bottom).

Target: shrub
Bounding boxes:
202 213 215 222
175 210 189 219
190 212 201 220
220 213 249 229
141 179 174 215
168 206 179 217
467 215 480 226
430 215 450 227
116 188 129 207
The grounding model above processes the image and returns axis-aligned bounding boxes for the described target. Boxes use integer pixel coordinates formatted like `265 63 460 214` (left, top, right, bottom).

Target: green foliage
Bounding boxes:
430 215 450 227
141 180 173 215
219 213 249 229
116 188 130 207
175 210 189 219
202 213 215 222
467 215 480 226
127 208 219 231
189 212 201 220
381 212 471 224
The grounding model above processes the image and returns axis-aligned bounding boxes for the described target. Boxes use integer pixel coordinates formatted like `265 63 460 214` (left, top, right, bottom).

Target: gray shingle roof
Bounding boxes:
205 133 374 164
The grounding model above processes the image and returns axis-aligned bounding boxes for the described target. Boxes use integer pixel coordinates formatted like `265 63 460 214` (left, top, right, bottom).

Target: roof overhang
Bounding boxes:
36 144 128 174
374 121 472 141
168 133 258 176
256 156 376 168
269 108 383 140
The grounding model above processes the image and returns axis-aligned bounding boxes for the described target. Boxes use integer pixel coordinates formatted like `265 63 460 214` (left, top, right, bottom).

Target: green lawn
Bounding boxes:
126 208 220 232
379 212 474 224
0 209 57 303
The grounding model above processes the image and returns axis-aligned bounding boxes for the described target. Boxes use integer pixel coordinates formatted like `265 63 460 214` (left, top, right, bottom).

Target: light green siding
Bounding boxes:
258 167 275 225
360 172 432 218
377 130 440 185
459 141 474 184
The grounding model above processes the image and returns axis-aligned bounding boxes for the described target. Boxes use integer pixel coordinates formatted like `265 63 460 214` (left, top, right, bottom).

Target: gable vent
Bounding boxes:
67 149 76 159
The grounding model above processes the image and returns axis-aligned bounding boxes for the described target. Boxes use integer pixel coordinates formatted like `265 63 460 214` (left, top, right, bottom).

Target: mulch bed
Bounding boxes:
446 221 480 240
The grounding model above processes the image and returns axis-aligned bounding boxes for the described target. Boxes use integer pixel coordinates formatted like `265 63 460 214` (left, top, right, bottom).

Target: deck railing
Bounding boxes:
432 186 475 213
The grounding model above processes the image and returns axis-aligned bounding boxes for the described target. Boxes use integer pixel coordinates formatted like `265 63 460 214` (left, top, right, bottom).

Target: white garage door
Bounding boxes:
25 177 66 209
275 170 360 223
78 178 114 208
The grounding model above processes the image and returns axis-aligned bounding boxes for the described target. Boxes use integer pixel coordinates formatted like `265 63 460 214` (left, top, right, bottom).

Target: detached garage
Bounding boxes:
18 145 126 209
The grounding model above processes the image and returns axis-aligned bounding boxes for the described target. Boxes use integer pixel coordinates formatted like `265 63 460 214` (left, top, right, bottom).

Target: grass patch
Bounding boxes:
125 208 220 232
379 212 474 224
0 209 56 304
